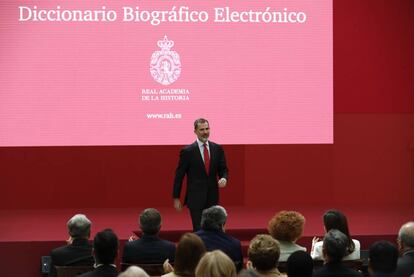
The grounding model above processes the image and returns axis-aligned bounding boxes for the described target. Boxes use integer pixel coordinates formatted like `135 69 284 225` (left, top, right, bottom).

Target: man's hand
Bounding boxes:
173 198 183 211
218 178 227 188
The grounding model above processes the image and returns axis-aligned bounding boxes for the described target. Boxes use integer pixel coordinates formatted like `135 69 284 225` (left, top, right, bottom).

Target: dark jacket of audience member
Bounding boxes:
49 214 94 277
312 229 363 277
395 222 414 277
368 240 398 277
78 229 119 277
122 208 176 264
287 250 313 277
195 206 243 271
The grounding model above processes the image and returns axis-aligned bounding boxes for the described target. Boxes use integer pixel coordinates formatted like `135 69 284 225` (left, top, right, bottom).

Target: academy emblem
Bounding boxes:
150 36 181 86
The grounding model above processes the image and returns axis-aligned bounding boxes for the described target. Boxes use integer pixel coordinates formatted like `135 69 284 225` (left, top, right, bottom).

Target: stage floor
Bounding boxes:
0 204 411 242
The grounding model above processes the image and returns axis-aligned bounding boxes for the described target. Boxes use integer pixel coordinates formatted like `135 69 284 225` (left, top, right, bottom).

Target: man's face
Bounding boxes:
194 122 210 143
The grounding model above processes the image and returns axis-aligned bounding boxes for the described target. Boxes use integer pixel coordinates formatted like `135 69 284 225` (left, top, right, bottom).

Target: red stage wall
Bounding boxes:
0 0 413 210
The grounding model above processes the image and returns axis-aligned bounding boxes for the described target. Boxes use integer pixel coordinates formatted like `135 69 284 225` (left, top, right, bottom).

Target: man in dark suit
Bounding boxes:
173 118 229 231
122 208 176 264
395 221 414 277
78 229 119 277
312 229 363 277
195 205 243 271
49 214 94 277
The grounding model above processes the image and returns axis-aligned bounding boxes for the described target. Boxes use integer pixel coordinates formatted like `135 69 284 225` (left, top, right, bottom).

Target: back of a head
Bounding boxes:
201 205 227 231
369 241 398 274
287 250 313 277
139 208 161 235
398 221 414 250
67 214 91 239
248 234 280 272
195 250 237 277
323 210 350 236
174 233 207 277
118 266 150 277
93 228 119 265
267 210 305 242
322 229 348 263
323 210 355 254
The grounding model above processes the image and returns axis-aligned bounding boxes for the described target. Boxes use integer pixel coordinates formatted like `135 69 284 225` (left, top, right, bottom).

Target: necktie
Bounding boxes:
203 143 210 175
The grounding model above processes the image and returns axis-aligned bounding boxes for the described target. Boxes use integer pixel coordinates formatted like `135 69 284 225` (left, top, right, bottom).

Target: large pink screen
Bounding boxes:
0 1 332 146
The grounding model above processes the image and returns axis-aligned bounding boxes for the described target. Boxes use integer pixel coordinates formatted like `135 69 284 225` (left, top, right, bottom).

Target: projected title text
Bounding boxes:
19 6 308 25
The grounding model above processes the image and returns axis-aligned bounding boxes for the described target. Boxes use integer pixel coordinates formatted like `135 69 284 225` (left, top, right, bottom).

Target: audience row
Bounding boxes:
48 206 414 277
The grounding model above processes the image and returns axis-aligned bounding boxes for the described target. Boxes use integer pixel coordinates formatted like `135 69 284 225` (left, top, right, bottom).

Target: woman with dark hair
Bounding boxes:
162 233 206 277
311 210 360 260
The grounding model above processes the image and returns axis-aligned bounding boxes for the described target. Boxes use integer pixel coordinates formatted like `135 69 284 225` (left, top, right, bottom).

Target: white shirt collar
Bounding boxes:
196 138 209 147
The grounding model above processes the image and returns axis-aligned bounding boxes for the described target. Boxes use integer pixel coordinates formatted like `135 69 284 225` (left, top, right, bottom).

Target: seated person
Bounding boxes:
312 229 363 277
122 208 176 264
195 205 243 271
78 228 119 277
395 221 414 277
311 210 360 261
267 211 306 261
49 214 94 277
162 233 206 277
195 250 237 277
247 234 287 277
369 240 398 277
286 251 313 277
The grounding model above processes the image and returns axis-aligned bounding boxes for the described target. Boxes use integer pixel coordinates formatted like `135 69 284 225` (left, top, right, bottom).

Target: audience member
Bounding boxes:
78 228 119 277
195 205 243 271
247 234 286 277
119 266 150 277
368 240 398 277
395 222 414 277
287 250 313 277
49 214 94 277
312 229 363 277
311 210 360 261
195 250 237 277
268 211 306 261
122 208 176 264
162 233 206 277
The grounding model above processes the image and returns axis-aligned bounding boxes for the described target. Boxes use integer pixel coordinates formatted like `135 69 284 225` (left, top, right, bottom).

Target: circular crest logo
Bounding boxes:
150 36 181 86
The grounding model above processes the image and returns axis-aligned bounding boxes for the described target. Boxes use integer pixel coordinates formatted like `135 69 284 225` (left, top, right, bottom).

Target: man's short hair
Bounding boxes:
139 208 161 235
322 229 348 263
369 241 398 274
248 234 280 271
67 214 91 239
93 229 119 265
398 221 414 248
287 251 313 277
194 118 209 130
200 205 227 231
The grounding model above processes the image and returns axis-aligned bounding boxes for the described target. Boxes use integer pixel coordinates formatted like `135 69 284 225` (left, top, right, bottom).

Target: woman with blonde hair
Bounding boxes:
195 250 237 277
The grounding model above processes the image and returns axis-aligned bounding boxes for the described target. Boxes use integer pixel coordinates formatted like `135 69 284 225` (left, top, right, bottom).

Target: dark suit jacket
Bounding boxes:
122 234 176 264
394 250 414 277
312 262 364 277
195 229 243 271
77 265 118 277
173 141 228 210
49 238 94 277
